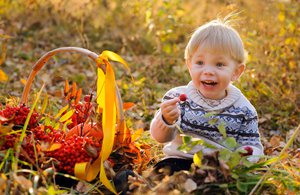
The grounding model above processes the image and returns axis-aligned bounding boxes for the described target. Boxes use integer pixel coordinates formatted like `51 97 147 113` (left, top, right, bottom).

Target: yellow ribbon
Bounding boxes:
74 51 129 194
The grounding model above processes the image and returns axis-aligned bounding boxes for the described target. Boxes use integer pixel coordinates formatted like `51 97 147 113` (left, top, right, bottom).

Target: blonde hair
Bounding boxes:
184 16 246 64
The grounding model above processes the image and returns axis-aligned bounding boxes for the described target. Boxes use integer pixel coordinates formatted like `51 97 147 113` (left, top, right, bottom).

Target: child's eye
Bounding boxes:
216 62 225 67
196 61 204 65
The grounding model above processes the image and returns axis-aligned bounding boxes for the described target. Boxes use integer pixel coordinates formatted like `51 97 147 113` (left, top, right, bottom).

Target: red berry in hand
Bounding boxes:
240 146 253 156
179 94 187 101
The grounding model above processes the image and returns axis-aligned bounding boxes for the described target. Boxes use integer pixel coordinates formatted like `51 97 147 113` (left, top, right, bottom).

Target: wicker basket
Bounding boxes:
17 47 129 193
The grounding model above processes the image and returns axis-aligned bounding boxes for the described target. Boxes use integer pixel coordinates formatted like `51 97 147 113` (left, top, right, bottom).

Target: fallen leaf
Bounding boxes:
14 175 33 191
0 69 8 82
270 135 282 147
184 178 197 193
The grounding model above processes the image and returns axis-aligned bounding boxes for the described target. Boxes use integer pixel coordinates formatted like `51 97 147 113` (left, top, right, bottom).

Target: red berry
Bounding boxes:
179 94 187 101
240 146 253 156
84 95 91 102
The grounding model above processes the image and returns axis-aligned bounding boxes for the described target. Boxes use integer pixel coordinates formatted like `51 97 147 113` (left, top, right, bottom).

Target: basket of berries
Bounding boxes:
0 47 150 193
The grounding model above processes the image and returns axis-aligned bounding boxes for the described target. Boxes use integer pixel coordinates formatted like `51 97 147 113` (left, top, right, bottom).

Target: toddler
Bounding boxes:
150 16 264 174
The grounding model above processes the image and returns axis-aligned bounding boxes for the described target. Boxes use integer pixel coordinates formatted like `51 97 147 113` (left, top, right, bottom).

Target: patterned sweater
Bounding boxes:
150 81 264 161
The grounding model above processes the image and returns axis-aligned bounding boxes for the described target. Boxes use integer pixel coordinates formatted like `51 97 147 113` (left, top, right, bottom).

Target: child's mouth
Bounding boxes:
201 80 217 86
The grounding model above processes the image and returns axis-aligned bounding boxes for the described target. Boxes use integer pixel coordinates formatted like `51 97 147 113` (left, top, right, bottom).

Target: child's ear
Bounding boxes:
232 63 245 81
186 58 192 69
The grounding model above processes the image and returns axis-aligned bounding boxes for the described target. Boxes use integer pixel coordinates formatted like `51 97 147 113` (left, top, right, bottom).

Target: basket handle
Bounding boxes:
20 47 124 128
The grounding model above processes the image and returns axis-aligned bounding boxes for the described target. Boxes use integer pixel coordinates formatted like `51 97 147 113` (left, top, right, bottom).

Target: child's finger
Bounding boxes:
161 97 180 107
167 109 180 118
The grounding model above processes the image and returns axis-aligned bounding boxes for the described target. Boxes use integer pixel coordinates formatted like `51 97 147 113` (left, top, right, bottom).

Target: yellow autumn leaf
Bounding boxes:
47 143 62 151
62 119 72 132
40 94 48 115
0 123 14 134
54 105 69 119
20 78 27 85
193 151 203 167
59 109 75 123
0 69 8 82
131 128 144 142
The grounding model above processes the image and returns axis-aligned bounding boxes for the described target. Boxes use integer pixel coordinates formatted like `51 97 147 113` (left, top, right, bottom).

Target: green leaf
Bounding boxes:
228 152 241 169
217 122 227 137
241 157 253 167
208 118 219 125
219 148 232 162
177 144 192 153
236 180 248 192
182 135 192 144
193 151 202 167
204 112 215 118
231 173 239 179
44 117 51 126
223 137 237 149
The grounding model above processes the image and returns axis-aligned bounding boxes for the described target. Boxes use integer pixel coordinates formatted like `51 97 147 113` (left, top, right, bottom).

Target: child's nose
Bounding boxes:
203 65 215 75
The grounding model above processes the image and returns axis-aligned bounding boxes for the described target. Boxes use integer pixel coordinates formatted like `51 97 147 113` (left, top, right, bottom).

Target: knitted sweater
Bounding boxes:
150 81 264 161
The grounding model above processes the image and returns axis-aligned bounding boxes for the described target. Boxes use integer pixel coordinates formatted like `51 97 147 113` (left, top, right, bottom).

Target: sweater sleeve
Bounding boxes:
150 87 184 143
150 110 178 143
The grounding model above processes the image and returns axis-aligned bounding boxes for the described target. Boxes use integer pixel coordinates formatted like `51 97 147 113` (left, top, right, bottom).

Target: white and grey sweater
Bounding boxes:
150 81 264 160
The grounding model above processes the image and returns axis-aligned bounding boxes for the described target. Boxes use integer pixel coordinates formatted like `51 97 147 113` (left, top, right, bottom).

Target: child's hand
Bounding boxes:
161 97 180 125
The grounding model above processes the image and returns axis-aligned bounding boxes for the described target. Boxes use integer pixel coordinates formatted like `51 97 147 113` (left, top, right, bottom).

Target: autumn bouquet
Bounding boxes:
0 47 150 193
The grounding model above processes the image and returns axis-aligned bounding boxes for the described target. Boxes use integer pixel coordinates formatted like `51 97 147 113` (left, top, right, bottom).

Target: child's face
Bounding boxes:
187 46 245 100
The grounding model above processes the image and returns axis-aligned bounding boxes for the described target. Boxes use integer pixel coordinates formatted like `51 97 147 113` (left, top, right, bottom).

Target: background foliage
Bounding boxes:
0 0 299 152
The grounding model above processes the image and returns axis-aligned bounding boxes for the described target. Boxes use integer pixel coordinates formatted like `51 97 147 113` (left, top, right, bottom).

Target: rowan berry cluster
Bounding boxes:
45 135 101 174
0 134 17 150
0 104 40 128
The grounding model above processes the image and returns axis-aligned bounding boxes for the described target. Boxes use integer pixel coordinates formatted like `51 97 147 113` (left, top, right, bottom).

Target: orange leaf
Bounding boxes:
65 92 71 101
47 143 62 151
65 122 103 140
123 102 135 110
64 79 70 96
75 88 82 104
71 82 77 99
0 69 8 82
270 135 282 148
